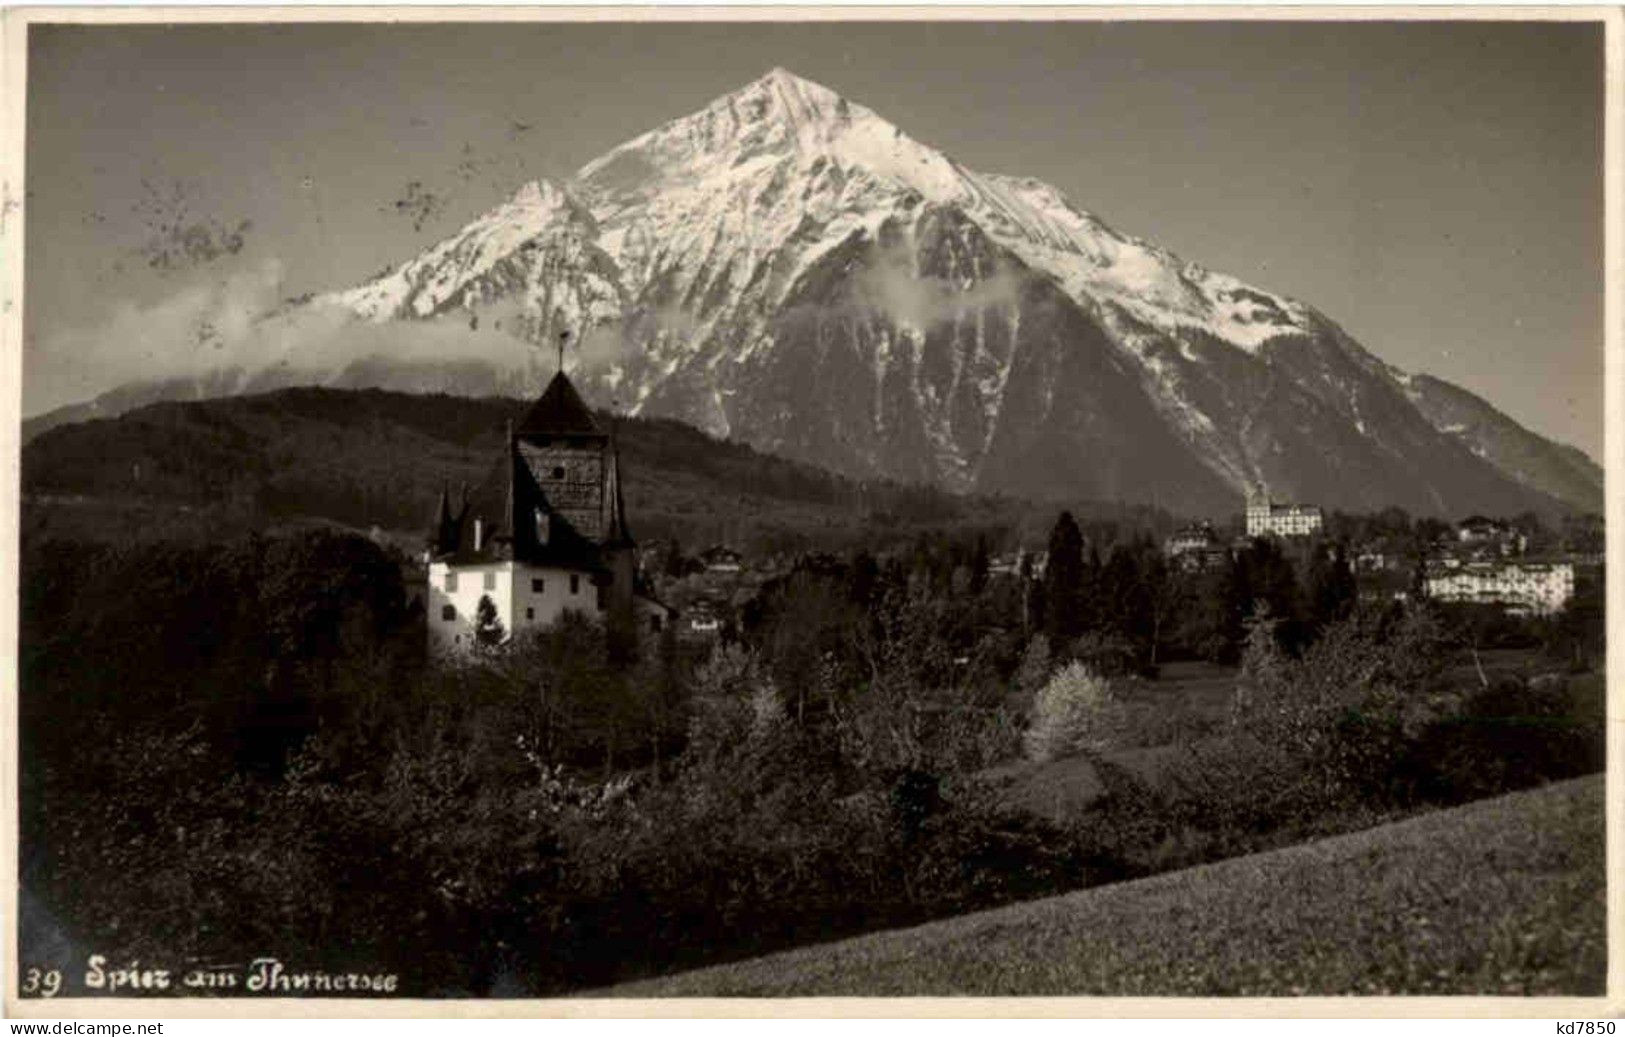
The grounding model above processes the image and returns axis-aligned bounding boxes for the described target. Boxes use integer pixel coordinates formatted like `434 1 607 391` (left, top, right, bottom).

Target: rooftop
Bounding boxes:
516 371 605 439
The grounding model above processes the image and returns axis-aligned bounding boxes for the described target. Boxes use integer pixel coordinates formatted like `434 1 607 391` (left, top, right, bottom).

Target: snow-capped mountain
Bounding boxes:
45 68 1602 516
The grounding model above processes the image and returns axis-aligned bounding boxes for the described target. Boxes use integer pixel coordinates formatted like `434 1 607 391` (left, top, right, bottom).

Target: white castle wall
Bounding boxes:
427 560 599 654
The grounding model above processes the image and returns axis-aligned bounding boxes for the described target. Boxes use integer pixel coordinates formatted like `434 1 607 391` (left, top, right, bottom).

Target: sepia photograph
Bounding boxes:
5 8 1614 1010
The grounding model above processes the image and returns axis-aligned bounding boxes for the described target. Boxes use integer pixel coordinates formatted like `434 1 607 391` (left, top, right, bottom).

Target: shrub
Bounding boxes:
1024 662 1118 763
1402 672 1606 804
1222 605 1456 823
1066 630 1140 678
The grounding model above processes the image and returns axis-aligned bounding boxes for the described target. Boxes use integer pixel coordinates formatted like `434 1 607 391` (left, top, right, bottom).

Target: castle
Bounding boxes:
425 370 671 655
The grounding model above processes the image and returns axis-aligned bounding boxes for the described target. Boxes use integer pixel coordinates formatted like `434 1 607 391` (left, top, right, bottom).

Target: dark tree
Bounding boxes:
474 594 505 648
968 534 990 597
1043 512 1086 643
663 538 687 579
1181 556 1246 664
1307 542 1357 630
1235 538 1300 623
1415 517 1453 548
849 550 880 609
1407 540 1431 606
1099 544 1140 639
1021 552 1043 636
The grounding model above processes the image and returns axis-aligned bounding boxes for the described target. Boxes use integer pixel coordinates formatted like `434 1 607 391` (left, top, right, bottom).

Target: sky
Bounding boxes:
23 18 1606 459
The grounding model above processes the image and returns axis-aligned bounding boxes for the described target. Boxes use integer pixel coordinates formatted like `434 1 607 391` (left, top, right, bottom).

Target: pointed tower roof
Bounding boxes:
429 485 453 549
517 371 603 439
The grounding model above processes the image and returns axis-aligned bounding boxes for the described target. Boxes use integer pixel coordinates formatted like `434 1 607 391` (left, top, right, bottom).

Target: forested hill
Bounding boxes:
20 387 1179 554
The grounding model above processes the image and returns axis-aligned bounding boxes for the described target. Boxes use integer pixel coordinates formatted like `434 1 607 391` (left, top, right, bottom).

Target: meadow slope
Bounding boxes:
596 776 1604 997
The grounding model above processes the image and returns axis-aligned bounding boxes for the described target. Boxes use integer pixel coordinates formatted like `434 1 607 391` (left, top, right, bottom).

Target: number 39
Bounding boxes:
22 967 62 997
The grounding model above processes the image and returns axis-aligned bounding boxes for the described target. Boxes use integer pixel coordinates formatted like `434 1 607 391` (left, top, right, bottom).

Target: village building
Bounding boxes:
1165 522 1229 572
989 549 1049 579
1028 550 1050 580
1354 549 1391 573
1425 559 1574 616
699 545 745 574
1352 536 1411 574
987 552 1023 578
1454 515 1528 557
1245 490 1324 539
682 600 725 639
637 538 675 576
424 370 672 656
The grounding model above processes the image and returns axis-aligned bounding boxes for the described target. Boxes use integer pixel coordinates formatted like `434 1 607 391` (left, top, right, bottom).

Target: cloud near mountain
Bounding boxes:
29 68 1603 517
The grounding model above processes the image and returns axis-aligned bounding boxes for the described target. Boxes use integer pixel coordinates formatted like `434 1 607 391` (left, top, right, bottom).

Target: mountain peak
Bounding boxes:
749 66 844 108
757 65 821 88
576 65 880 199
718 65 855 141
510 178 550 205
571 63 987 211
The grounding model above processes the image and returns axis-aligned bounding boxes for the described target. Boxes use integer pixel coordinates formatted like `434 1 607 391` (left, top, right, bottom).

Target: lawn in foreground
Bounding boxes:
596 775 1604 997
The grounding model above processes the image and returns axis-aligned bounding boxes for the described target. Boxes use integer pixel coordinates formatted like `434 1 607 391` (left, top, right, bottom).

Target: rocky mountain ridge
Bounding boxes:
33 68 1601 517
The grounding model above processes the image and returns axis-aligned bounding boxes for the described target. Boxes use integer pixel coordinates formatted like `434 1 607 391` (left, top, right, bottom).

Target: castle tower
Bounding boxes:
1245 482 1272 537
513 372 609 538
423 370 671 655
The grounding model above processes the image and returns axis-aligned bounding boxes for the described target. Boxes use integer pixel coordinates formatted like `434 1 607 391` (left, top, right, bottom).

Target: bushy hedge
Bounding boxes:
21 533 1092 995
1060 603 1607 882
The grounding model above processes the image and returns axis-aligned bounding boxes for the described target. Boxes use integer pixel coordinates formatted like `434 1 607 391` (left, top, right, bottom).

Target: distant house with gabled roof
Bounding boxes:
1165 521 1228 572
700 544 744 573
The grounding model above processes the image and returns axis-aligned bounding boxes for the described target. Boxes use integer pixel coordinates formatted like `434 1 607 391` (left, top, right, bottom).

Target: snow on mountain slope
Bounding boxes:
1403 372 1604 512
571 67 1318 357
324 179 625 340
50 67 1589 517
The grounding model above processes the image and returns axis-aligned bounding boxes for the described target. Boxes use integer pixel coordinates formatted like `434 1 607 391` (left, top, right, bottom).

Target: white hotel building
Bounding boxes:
1425 560 1575 617
1245 493 1324 538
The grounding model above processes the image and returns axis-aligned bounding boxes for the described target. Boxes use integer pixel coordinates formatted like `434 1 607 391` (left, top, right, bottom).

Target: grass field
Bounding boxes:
597 775 1604 997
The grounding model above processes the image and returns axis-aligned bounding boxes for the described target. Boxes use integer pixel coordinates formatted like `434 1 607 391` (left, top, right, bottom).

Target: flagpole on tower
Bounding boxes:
557 329 570 376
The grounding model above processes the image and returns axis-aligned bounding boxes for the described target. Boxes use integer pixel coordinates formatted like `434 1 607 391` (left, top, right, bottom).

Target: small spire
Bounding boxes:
603 430 632 547
506 426 518 548
431 483 453 553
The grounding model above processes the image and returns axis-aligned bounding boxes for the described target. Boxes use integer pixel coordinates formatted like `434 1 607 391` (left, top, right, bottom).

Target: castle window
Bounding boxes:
445 572 458 592
552 466 566 479
532 577 545 593
442 604 456 621
483 571 496 591
570 574 580 595
526 607 535 620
